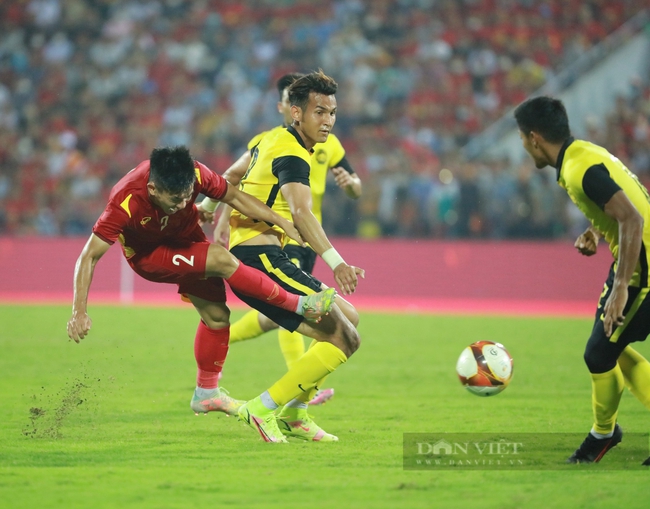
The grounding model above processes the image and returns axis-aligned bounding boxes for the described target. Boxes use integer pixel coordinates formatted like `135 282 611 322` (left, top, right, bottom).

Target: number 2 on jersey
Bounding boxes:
172 254 195 266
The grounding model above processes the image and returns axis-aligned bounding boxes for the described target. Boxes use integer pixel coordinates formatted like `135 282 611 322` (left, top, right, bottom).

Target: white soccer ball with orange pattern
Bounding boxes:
456 341 513 396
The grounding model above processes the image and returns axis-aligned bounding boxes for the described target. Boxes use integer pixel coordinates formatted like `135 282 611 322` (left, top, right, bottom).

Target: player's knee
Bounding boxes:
346 306 360 327
205 244 238 277
335 299 360 327
343 326 361 356
199 304 231 329
583 345 616 374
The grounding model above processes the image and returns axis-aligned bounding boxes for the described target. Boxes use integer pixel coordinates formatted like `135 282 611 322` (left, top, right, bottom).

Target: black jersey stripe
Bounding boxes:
251 183 280 226
256 183 280 227
265 183 280 209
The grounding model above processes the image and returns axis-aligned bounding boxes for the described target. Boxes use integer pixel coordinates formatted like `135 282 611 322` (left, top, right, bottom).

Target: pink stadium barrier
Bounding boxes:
0 237 613 316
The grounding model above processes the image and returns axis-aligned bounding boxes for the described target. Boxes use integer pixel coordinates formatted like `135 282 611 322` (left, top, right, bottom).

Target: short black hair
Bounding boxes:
288 70 338 112
148 146 196 194
276 73 304 100
514 96 571 144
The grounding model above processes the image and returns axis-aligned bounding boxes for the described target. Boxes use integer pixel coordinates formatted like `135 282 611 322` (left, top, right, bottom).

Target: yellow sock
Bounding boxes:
229 310 263 343
294 340 324 403
618 346 650 409
268 342 347 406
278 329 305 370
295 374 329 404
591 366 624 435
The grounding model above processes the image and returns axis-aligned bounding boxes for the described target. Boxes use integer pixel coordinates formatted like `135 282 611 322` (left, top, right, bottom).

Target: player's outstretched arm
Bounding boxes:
281 181 365 295
222 150 251 187
331 167 362 199
67 234 111 343
602 190 644 336
221 182 305 246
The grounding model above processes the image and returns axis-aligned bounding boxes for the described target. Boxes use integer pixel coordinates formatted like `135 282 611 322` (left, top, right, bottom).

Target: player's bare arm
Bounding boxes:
211 151 252 245
221 182 305 247
281 181 365 295
574 225 601 256
331 167 362 199
602 190 644 337
67 234 112 343
223 150 252 187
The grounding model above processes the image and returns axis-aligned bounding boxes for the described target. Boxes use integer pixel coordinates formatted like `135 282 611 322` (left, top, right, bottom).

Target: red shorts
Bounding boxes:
128 241 226 302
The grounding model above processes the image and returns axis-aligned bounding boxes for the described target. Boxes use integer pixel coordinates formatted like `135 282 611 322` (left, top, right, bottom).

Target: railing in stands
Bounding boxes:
461 9 650 161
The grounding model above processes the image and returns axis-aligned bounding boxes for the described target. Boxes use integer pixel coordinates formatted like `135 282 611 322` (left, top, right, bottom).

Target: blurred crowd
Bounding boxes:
0 0 648 239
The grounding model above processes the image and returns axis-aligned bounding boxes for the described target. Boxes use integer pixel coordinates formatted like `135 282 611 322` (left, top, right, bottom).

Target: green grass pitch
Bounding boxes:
1 304 649 508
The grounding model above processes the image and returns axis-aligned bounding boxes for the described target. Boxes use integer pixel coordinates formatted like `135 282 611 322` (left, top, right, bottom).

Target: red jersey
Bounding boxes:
93 159 228 258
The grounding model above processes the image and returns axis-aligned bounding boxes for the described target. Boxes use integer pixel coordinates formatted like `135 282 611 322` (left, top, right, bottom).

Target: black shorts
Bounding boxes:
283 244 318 274
230 244 324 332
585 264 650 369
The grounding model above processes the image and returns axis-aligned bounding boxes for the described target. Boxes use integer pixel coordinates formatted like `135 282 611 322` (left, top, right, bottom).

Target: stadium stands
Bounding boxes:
0 0 647 238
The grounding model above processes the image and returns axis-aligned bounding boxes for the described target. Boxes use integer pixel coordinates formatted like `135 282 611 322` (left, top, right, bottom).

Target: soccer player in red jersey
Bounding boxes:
66 146 336 417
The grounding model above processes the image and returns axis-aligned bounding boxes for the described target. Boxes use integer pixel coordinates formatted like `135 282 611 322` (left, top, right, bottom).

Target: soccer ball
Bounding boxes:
456 341 513 397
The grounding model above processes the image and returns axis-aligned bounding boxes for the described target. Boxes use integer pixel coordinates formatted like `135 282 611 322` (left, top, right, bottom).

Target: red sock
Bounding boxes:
226 262 299 312
194 321 229 389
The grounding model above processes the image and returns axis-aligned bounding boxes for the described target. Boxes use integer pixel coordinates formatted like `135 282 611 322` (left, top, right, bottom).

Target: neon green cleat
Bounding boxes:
190 387 244 416
277 408 339 442
300 288 337 323
238 398 288 443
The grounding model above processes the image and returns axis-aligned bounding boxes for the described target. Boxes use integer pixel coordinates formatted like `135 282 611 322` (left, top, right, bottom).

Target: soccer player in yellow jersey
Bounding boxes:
209 70 364 443
213 73 362 406
515 96 650 465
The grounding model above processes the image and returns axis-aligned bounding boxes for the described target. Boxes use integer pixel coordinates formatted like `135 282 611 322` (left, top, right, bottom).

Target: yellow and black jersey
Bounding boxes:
247 126 348 223
557 137 650 287
239 125 352 247
229 126 311 248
